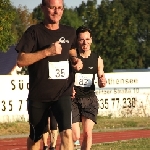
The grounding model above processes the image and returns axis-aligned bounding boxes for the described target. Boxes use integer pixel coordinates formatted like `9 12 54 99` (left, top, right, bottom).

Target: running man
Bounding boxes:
15 0 82 150
71 26 106 150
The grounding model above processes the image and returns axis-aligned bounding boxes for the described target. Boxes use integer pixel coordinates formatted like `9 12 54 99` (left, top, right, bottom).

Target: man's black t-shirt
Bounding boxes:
16 23 76 102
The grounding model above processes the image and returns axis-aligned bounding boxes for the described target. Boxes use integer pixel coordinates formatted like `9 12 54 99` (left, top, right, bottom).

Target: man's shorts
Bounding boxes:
28 96 72 142
71 95 98 124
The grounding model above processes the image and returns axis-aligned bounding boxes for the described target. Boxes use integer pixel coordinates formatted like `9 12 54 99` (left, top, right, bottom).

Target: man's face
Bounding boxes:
42 0 64 24
77 31 92 51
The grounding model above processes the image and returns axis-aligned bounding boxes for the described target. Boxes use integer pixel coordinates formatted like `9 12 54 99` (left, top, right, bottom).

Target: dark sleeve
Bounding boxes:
15 25 37 53
70 28 77 50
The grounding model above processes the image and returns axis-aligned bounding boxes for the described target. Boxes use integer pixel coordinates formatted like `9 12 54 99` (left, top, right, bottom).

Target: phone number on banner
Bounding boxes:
0 99 28 113
97 97 136 110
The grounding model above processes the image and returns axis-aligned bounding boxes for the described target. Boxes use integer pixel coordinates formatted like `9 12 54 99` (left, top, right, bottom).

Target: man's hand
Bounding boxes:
45 41 62 56
98 74 106 88
71 88 76 98
71 57 83 71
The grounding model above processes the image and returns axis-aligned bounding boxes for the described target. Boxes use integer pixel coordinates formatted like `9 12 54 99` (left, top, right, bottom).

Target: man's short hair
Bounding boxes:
42 0 46 6
76 26 92 38
42 0 64 6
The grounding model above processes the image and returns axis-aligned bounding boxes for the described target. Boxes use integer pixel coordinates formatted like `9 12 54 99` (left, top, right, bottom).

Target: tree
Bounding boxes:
94 0 150 72
0 0 16 52
12 5 37 75
76 0 99 49
134 0 150 68
60 8 83 29
95 0 139 71
32 5 44 23
13 5 37 42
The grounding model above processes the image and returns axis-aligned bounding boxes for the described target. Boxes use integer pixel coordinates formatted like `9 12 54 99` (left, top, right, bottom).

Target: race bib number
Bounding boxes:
74 73 93 87
48 61 69 79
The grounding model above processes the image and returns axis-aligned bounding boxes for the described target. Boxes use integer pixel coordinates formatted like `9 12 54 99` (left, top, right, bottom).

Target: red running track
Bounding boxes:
0 130 150 150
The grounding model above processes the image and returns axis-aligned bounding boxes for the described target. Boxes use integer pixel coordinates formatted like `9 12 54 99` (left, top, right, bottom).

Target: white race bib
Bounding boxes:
48 61 69 79
74 73 93 87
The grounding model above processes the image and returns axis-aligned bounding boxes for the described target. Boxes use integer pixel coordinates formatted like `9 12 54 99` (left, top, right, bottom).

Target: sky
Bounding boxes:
10 0 102 11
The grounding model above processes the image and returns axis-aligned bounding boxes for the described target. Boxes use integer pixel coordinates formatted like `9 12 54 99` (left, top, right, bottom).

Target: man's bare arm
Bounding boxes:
69 48 83 71
97 56 106 88
17 51 47 67
97 56 104 78
17 41 62 67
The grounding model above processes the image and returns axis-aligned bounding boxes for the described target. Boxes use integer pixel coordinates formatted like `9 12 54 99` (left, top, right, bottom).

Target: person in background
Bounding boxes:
71 26 106 150
71 88 81 149
42 109 58 150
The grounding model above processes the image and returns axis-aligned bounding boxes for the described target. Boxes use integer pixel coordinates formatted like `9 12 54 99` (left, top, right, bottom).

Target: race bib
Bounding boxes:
48 61 69 79
74 73 93 87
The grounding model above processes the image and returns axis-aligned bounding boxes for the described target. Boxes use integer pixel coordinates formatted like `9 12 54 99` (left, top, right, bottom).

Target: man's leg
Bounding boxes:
50 130 58 149
72 122 81 150
27 100 50 150
42 132 49 149
81 117 95 150
59 129 73 150
51 96 74 150
71 97 81 149
48 110 58 150
42 120 50 149
80 96 98 150
27 100 40 150
27 137 41 150
72 122 80 142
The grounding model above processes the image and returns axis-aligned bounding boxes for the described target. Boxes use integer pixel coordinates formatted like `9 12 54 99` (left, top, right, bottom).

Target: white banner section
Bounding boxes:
0 75 29 122
94 72 150 117
0 72 150 122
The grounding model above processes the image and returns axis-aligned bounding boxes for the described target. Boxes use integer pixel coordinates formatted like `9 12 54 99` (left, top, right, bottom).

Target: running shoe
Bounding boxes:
74 140 81 150
74 140 80 146
43 146 49 150
49 146 56 150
